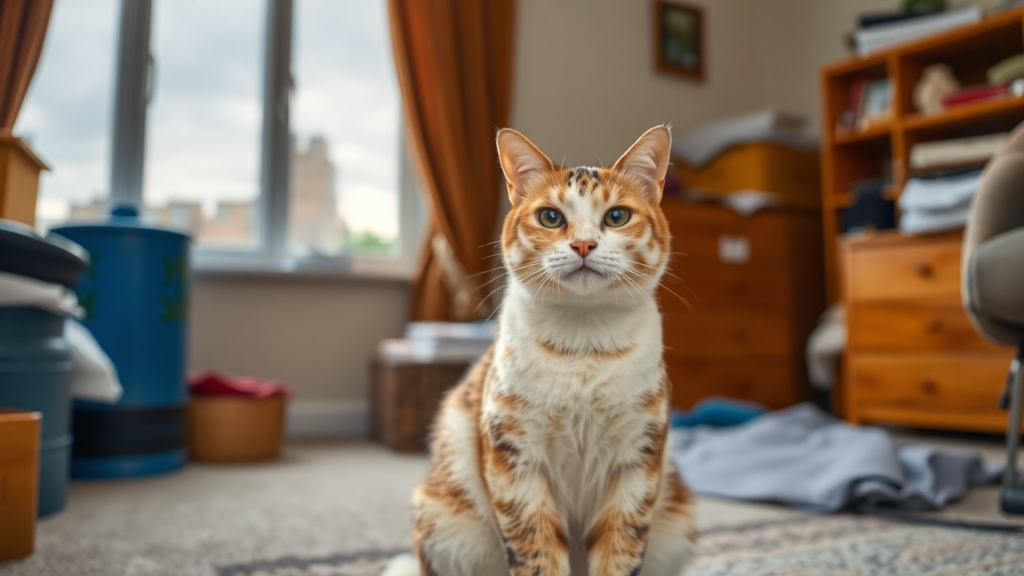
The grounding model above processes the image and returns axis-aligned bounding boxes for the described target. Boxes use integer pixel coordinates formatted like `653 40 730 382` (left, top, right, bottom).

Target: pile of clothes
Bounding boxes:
671 399 1002 513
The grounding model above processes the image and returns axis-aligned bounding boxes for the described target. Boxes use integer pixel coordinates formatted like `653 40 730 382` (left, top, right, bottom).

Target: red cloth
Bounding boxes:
188 372 293 399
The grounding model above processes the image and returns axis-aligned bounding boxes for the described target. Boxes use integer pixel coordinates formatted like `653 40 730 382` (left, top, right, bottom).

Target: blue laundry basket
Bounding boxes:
0 219 88 517
51 206 192 479
0 308 74 517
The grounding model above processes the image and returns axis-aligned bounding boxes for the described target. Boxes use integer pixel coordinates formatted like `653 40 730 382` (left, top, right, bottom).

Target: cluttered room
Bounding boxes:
2 0 1024 574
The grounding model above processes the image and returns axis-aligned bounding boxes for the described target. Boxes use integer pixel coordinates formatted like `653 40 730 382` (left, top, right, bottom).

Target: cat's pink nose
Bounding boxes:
570 240 597 258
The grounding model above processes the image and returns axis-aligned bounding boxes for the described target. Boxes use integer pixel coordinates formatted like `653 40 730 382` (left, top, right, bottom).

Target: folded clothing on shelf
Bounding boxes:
898 170 983 235
671 109 817 167
909 133 1008 170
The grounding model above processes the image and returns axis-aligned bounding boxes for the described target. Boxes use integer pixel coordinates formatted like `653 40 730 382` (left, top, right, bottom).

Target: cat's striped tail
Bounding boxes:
381 553 420 576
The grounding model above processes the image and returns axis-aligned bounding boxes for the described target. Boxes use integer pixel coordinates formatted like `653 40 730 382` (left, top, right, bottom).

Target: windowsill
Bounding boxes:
191 256 414 284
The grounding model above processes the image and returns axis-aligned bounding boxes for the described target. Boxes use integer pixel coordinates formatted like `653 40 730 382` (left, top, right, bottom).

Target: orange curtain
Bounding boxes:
0 0 53 133
389 0 516 321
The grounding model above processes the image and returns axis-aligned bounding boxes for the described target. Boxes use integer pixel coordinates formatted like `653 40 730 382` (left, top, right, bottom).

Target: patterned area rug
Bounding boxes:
216 515 1024 576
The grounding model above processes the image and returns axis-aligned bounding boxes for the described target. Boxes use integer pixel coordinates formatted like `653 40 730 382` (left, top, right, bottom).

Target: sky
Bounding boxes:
17 0 400 241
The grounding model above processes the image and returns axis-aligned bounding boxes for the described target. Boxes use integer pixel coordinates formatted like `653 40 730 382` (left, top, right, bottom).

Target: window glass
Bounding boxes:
291 0 401 258
16 0 119 231
144 0 264 247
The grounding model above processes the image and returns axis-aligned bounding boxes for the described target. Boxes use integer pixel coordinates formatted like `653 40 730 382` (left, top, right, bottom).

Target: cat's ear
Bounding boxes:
612 126 672 204
497 128 554 205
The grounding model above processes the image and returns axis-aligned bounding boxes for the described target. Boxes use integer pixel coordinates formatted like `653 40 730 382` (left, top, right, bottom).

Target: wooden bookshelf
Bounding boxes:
819 6 1024 301
821 9 1023 432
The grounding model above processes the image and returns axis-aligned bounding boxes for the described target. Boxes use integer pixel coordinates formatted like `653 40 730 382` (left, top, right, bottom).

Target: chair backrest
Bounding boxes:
962 122 1024 344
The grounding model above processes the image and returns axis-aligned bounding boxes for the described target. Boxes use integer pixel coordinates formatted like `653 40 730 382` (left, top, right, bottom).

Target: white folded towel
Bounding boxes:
0 271 122 403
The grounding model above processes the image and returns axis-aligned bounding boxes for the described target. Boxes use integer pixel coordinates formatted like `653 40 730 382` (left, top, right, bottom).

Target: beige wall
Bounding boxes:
751 0 894 135
188 275 409 406
512 0 766 164
751 0 1006 134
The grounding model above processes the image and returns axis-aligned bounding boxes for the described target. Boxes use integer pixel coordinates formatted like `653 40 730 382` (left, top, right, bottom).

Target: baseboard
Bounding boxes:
285 401 369 439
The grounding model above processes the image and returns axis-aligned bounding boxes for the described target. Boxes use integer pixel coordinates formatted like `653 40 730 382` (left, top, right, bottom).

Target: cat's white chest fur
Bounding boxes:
490 281 666 526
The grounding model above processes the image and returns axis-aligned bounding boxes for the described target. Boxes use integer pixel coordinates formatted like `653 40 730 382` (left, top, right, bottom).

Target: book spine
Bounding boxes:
846 77 868 130
942 84 1010 107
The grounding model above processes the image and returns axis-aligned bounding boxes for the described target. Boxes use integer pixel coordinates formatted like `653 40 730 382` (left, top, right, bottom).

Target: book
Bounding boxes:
377 338 491 363
840 77 869 130
854 7 982 56
858 79 892 129
909 133 1009 169
942 80 1024 108
857 8 943 30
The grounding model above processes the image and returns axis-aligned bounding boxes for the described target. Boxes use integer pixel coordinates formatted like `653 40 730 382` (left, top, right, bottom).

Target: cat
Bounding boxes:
383 126 696 576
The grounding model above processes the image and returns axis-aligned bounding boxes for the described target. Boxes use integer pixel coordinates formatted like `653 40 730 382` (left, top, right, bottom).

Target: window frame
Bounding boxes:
110 0 422 279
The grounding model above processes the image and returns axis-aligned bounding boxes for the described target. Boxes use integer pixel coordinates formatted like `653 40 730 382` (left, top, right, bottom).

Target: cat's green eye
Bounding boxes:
537 209 565 228
604 208 631 227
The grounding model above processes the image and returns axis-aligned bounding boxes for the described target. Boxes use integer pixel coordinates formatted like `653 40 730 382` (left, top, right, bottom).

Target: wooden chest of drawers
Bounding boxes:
660 200 825 409
841 231 1016 432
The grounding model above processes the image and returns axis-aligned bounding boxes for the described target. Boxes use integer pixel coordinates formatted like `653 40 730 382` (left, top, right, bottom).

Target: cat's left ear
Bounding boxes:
612 126 672 204
497 128 555 206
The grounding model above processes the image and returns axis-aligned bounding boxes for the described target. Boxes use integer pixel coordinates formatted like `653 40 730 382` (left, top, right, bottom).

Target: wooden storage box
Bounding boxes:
674 142 821 210
188 397 286 462
0 137 48 227
371 358 470 452
0 409 41 561
659 200 825 410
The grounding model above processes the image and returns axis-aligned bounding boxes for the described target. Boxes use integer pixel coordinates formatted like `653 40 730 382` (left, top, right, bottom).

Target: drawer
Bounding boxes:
660 264 790 310
662 308 792 357
849 303 1005 352
850 352 1014 414
666 357 799 410
846 238 961 303
662 201 801 266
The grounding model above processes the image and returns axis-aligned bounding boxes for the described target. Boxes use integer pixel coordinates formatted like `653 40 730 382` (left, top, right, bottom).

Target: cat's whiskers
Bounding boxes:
624 268 692 310
610 271 640 306
615 270 649 306
631 260 684 283
478 262 543 290
631 261 701 305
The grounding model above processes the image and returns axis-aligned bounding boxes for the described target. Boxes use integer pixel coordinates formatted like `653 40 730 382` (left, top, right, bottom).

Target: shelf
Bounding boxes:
822 52 889 79
834 122 892 146
833 185 897 210
904 95 1024 132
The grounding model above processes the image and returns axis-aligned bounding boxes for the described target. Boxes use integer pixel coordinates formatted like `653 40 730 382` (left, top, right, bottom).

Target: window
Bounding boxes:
291 0 401 258
144 0 265 248
22 0 419 274
15 0 119 231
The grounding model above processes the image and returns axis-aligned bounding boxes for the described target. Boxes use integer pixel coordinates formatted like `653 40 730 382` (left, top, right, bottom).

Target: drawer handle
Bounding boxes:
732 331 748 345
926 318 944 333
915 262 934 278
732 283 747 295
919 378 938 395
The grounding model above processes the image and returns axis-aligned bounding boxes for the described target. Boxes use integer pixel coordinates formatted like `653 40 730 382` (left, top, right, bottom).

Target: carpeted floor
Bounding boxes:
0 437 1017 576
214 516 1024 576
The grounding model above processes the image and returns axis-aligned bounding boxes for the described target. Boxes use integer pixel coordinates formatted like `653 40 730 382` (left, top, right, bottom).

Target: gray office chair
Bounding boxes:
963 122 1024 515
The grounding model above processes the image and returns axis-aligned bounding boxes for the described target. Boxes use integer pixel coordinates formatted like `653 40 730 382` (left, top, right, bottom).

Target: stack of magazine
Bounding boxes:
378 322 495 363
854 6 982 56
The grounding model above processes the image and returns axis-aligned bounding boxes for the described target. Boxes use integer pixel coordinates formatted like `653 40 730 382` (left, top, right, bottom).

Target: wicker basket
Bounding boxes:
371 358 470 452
188 396 286 463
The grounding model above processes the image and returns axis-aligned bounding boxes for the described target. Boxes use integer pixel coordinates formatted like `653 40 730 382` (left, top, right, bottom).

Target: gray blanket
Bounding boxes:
671 403 1003 512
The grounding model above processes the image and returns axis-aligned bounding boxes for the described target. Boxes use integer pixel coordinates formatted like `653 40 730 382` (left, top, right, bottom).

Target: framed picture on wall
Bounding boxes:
654 0 705 82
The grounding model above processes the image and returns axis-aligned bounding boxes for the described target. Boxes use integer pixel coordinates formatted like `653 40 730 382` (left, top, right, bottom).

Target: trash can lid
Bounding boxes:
0 219 89 288
51 204 191 242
